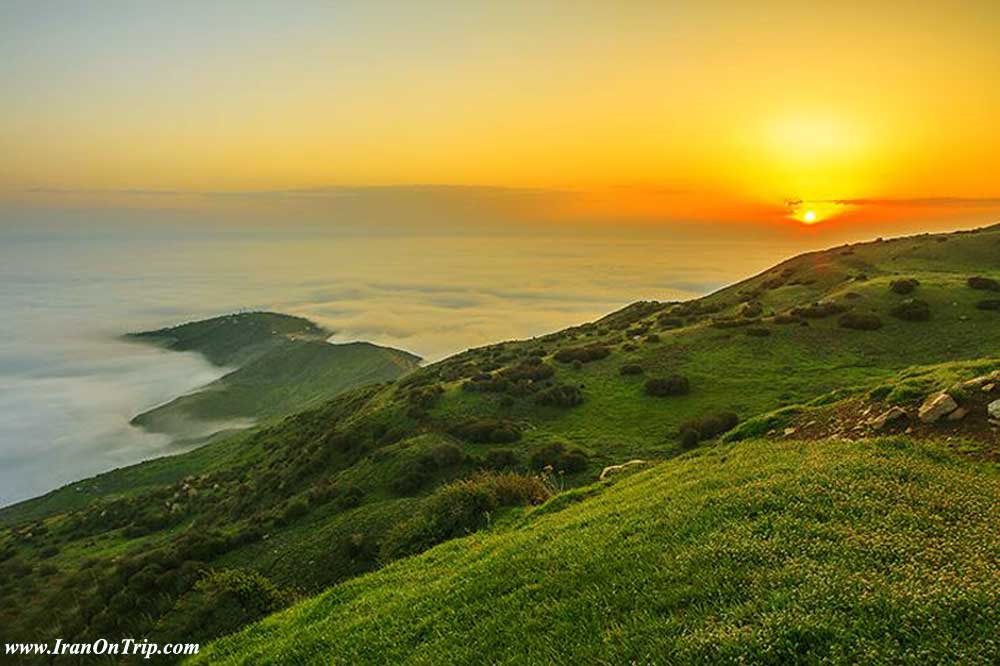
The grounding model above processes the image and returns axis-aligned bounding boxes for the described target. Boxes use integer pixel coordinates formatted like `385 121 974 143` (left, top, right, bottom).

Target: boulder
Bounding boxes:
989 399 1000 421
869 407 908 430
947 407 968 422
918 392 958 423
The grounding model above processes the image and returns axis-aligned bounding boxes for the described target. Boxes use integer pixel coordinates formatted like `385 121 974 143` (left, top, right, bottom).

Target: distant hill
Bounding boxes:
2 226 999 663
126 312 422 439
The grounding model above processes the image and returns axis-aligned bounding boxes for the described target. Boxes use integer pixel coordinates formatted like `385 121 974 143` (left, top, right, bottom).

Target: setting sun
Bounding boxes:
803 210 817 224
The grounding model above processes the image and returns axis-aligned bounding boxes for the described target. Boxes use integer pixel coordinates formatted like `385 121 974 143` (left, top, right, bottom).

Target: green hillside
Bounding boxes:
128 313 422 438
1 225 998 663
195 436 1000 665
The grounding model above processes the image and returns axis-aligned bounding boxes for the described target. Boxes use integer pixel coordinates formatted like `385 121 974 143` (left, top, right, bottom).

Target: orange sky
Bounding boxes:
2 1 999 232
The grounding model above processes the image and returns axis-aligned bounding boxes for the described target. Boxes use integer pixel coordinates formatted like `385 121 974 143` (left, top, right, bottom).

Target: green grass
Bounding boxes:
193 437 1000 665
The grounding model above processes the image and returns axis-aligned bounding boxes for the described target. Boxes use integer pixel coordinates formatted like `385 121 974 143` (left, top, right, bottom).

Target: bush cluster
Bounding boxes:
619 364 643 376
679 411 739 447
890 298 931 321
483 448 519 470
380 472 551 559
554 345 611 364
791 302 848 319
645 375 690 397
889 278 920 294
838 312 883 330
967 276 1000 291
450 418 521 444
529 442 589 473
534 384 584 408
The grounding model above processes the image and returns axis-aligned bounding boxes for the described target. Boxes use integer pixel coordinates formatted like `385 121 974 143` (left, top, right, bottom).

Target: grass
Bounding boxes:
193 437 1000 665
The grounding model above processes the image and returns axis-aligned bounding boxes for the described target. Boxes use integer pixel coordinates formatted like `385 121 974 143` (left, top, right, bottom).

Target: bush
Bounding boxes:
680 411 739 444
619 364 643 376
380 473 550 560
889 278 920 294
430 443 465 468
658 316 684 328
678 429 700 449
645 333 661 343
534 384 584 408
890 299 931 321
838 313 883 330
967 276 1000 291
645 375 690 397
740 302 764 318
791 302 848 319
529 442 590 473
772 313 802 325
450 418 522 444
499 361 555 382
483 448 519 470
554 345 611 364
745 327 771 337
976 300 1000 311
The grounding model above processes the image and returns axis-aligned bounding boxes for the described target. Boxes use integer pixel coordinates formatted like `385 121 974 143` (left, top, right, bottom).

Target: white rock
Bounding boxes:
989 399 1000 421
918 392 958 423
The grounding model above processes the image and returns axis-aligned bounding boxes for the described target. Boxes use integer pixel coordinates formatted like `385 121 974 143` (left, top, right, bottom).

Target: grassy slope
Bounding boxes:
128 312 421 436
196 437 1000 665
2 225 998 659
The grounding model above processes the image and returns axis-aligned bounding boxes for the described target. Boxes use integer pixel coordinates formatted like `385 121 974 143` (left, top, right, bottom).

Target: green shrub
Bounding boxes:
430 443 465 468
678 429 700 449
645 333 661 343
529 442 589 473
619 364 643 376
967 276 1000 291
740 302 764 318
483 448 519 470
771 313 802 325
380 473 550 560
534 384 584 408
554 345 611 364
838 313 883 330
976 300 1000 311
889 278 920 294
499 360 555 382
645 375 690 397
450 418 522 444
890 299 931 321
791 302 848 319
680 411 739 444
745 327 771 337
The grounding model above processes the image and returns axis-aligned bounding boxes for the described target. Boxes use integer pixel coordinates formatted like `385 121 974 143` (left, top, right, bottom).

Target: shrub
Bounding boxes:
430 443 465 468
450 418 522 444
380 472 550 559
745 327 771 337
890 299 931 321
740 302 763 318
710 317 753 329
645 375 690 397
483 448 519 470
791 302 848 319
407 385 443 409
499 360 555 382
889 278 920 294
976 300 1000 311
529 442 590 473
678 429 700 449
534 384 584 408
967 276 1000 291
280 498 309 522
680 411 739 443
619 364 643 376
658 316 684 328
390 456 438 495
554 344 610 364
838 313 883 330
772 313 802 325
645 333 661 343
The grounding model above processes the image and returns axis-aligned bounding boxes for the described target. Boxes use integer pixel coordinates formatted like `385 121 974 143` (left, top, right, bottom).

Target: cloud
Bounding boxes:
822 197 1000 208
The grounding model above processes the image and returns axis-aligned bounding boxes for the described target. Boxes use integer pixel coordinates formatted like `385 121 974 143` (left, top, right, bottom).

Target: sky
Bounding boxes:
2 0 1000 235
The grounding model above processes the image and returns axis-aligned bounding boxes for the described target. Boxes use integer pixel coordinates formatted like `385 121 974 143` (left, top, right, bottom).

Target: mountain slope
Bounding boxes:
194 436 1000 665
127 312 422 437
1 225 998 662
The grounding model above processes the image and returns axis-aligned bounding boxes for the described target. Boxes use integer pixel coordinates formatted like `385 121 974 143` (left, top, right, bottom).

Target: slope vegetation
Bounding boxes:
195 436 1000 665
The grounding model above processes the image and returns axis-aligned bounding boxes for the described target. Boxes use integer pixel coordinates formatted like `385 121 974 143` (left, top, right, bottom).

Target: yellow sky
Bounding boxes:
2 1 999 229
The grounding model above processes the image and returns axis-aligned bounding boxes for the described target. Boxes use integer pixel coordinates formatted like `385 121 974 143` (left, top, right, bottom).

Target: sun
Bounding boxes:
803 210 817 224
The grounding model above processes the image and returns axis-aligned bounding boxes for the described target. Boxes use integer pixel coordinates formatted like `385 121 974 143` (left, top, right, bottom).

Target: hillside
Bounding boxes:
1 225 998 662
127 312 422 438
195 436 1000 665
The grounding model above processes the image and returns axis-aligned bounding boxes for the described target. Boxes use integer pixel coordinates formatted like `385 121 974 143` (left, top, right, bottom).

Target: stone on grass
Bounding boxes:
918 392 958 423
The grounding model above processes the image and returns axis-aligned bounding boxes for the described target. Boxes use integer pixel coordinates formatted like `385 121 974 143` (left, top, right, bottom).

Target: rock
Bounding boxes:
869 407 908 430
783 427 797 436
947 407 968 421
984 383 996 393
918 392 958 423
989 399 1000 420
